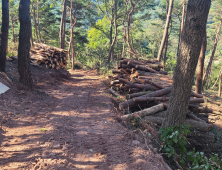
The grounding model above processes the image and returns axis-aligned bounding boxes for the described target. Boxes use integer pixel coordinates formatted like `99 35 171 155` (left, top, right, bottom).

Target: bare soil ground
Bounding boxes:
0 61 170 170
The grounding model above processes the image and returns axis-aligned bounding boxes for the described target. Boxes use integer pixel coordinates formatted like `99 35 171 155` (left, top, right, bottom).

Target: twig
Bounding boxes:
173 157 183 170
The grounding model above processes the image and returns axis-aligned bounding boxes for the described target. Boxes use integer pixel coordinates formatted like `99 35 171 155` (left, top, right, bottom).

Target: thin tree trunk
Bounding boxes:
33 7 39 43
108 0 117 63
121 0 128 58
70 0 76 70
0 0 9 72
181 0 186 35
157 0 174 62
195 32 207 94
126 0 135 56
203 18 222 86
18 0 33 89
59 0 67 49
161 0 211 128
163 0 169 71
37 0 41 43
211 66 222 89
30 18 34 47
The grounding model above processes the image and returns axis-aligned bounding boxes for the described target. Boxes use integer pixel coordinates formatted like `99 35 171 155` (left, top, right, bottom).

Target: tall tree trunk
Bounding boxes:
121 0 129 58
37 0 41 43
157 0 174 62
107 0 117 63
161 0 211 128
70 0 76 70
218 73 222 97
11 17 16 43
163 0 169 71
203 18 222 86
195 32 207 94
0 0 9 72
126 0 135 55
33 7 39 43
18 0 33 89
30 19 34 47
59 0 67 49
181 0 186 35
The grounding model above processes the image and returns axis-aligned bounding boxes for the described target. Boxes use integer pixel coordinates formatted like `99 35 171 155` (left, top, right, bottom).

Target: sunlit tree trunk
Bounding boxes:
157 0 174 62
195 32 207 94
163 0 169 71
161 0 211 128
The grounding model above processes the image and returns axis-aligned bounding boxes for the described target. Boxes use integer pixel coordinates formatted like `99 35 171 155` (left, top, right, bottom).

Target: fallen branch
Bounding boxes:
0 72 13 85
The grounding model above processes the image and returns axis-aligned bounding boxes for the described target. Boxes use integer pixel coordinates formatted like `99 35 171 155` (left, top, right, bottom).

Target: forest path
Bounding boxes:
0 68 170 170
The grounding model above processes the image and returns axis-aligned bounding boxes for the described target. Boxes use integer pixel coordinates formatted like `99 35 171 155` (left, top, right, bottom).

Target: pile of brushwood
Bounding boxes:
109 58 221 152
29 43 68 70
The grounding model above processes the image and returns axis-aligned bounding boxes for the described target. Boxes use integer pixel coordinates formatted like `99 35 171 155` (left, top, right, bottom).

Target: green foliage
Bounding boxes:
88 16 110 49
160 125 222 170
160 125 191 158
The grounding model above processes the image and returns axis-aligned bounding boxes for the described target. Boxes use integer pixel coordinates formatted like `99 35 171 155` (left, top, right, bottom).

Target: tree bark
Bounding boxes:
0 0 9 72
59 0 67 49
195 32 207 94
203 18 222 86
161 0 211 128
18 0 33 89
157 0 174 62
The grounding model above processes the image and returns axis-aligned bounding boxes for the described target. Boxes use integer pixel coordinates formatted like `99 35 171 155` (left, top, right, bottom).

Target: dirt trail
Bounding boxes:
0 68 169 170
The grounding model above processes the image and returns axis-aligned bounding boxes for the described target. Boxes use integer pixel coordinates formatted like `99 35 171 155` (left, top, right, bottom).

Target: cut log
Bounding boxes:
109 88 125 100
134 97 170 102
191 91 204 98
189 98 204 104
128 91 152 99
124 59 159 74
118 78 158 90
143 79 164 89
187 112 206 123
110 80 120 86
119 87 172 110
189 105 213 113
121 103 164 120
143 116 212 132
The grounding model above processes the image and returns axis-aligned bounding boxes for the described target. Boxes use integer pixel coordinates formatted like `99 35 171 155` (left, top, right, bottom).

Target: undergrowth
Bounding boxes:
160 125 222 170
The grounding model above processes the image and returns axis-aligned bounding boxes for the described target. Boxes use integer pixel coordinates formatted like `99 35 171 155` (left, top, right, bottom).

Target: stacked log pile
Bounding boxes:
29 43 68 70
109 58 214 133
